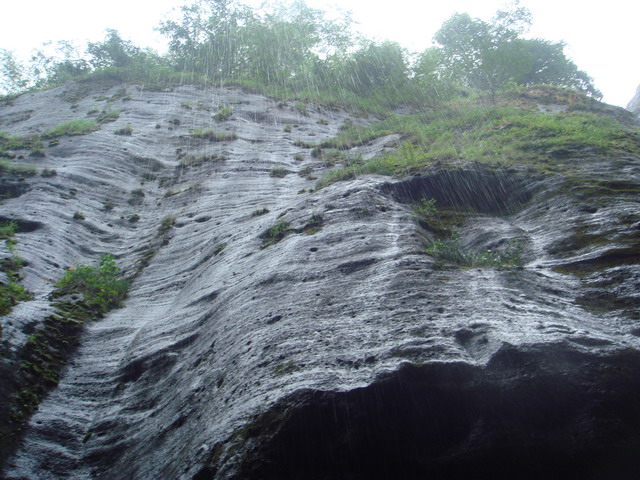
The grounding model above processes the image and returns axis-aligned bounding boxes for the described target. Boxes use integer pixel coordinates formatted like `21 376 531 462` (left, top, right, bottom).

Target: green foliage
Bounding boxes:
298 166 314 178
0 160 37 178
213 243 227 255
252 207 270 216
179 153 226 167
0 226 32 317
432 6 599 98
54 254 128 310
270 167 289 178
42 119 99 139
41 168 57 177
415 198 438 217
0 42 90 94
159 214 176 234
332 41 409 95
0 220 17 239
0 1 604 121
96 108 120 124
261 221 291 248
316 95 640 187
0 131 40 153
302 213 323 234
114 124 133 136
214 106 233 121
427 234 523 267
0 49 29 93
189 129 238 142
86 29 141 69
0 281 31 316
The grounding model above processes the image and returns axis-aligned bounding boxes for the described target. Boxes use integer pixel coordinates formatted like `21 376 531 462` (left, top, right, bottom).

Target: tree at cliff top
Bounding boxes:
158 0 354 86
0 0 600 109
431 2 600 100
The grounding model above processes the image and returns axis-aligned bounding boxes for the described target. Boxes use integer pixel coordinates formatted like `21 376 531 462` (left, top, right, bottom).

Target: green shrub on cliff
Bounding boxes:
427 234 523 268
55 254 128 310
42 119 99 138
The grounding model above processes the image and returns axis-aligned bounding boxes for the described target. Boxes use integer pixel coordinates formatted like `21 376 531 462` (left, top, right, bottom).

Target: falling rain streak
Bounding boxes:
1 1 640 479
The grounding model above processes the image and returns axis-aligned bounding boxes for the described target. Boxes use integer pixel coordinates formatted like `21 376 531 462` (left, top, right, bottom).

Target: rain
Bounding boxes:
0 1 639 479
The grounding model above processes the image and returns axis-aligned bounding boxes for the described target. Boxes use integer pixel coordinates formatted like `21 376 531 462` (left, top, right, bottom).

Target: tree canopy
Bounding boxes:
0 0 600 106
432 5 600 98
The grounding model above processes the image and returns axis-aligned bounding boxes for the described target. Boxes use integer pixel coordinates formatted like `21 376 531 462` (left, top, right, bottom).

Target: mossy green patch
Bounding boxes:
188 129 238 142
179 153 227 167
260 221 291 248
316 100 640 189
1 255 128 465
42 119 99 139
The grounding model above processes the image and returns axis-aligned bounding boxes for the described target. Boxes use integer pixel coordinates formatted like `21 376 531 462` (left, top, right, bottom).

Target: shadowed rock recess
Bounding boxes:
1 81 639 480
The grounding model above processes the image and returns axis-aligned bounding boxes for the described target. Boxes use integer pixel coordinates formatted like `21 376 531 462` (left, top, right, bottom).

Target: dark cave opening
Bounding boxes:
380 166 536 215
228 350 640 480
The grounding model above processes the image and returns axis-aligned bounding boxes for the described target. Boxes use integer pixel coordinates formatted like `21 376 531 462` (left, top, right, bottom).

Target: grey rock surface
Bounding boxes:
0 81 639 479
627 83 640 115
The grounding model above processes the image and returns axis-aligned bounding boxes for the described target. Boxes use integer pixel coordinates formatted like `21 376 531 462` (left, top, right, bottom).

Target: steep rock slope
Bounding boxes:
627 83 640 115
0 81 639 479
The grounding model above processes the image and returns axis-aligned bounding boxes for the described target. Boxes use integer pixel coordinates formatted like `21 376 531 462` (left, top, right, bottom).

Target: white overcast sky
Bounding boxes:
0 0 638 107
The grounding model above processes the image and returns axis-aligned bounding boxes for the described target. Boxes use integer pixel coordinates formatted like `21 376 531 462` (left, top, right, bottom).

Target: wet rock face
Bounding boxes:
232 352 640 480
0 81 639 479
627 83 640 115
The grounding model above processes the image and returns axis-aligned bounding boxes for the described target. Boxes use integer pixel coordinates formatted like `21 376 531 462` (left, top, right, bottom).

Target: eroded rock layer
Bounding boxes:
0 81 639 479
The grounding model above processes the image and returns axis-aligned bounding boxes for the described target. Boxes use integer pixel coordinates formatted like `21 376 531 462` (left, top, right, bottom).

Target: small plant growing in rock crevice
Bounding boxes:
0 220 17 239
127 189 145 205
159 214 176 234
260 221 291 248
270 167 289 178
96 108 120 124
114 124 133 136
213 243 227 255
0 220 31 316
294 102 308 116
302 213 323 235
42 119 99 139
179 153 227 168
214 106 233 122
189 128 238 142
415 198 438 216
299 166 314 179
252 208 270 216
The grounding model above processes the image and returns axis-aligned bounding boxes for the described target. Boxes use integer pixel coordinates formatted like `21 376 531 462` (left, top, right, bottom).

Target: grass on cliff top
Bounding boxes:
316 96 640 188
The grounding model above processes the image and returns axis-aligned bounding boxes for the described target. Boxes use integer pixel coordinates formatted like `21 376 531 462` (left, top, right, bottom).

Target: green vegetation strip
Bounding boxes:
0 221 31 317
317 99 640 189
0 254 128 463
42 119 99 139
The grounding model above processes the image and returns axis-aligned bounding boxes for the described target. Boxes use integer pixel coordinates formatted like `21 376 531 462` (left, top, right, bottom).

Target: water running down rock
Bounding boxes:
0 80 639 479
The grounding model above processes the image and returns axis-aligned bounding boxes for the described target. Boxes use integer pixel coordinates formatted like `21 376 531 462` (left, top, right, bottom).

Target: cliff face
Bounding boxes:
1 81 639 479
627 83 640 115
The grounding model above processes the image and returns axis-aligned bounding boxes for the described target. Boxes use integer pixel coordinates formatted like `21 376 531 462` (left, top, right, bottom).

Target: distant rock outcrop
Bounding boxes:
627 83 640 115
1 80 639 479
